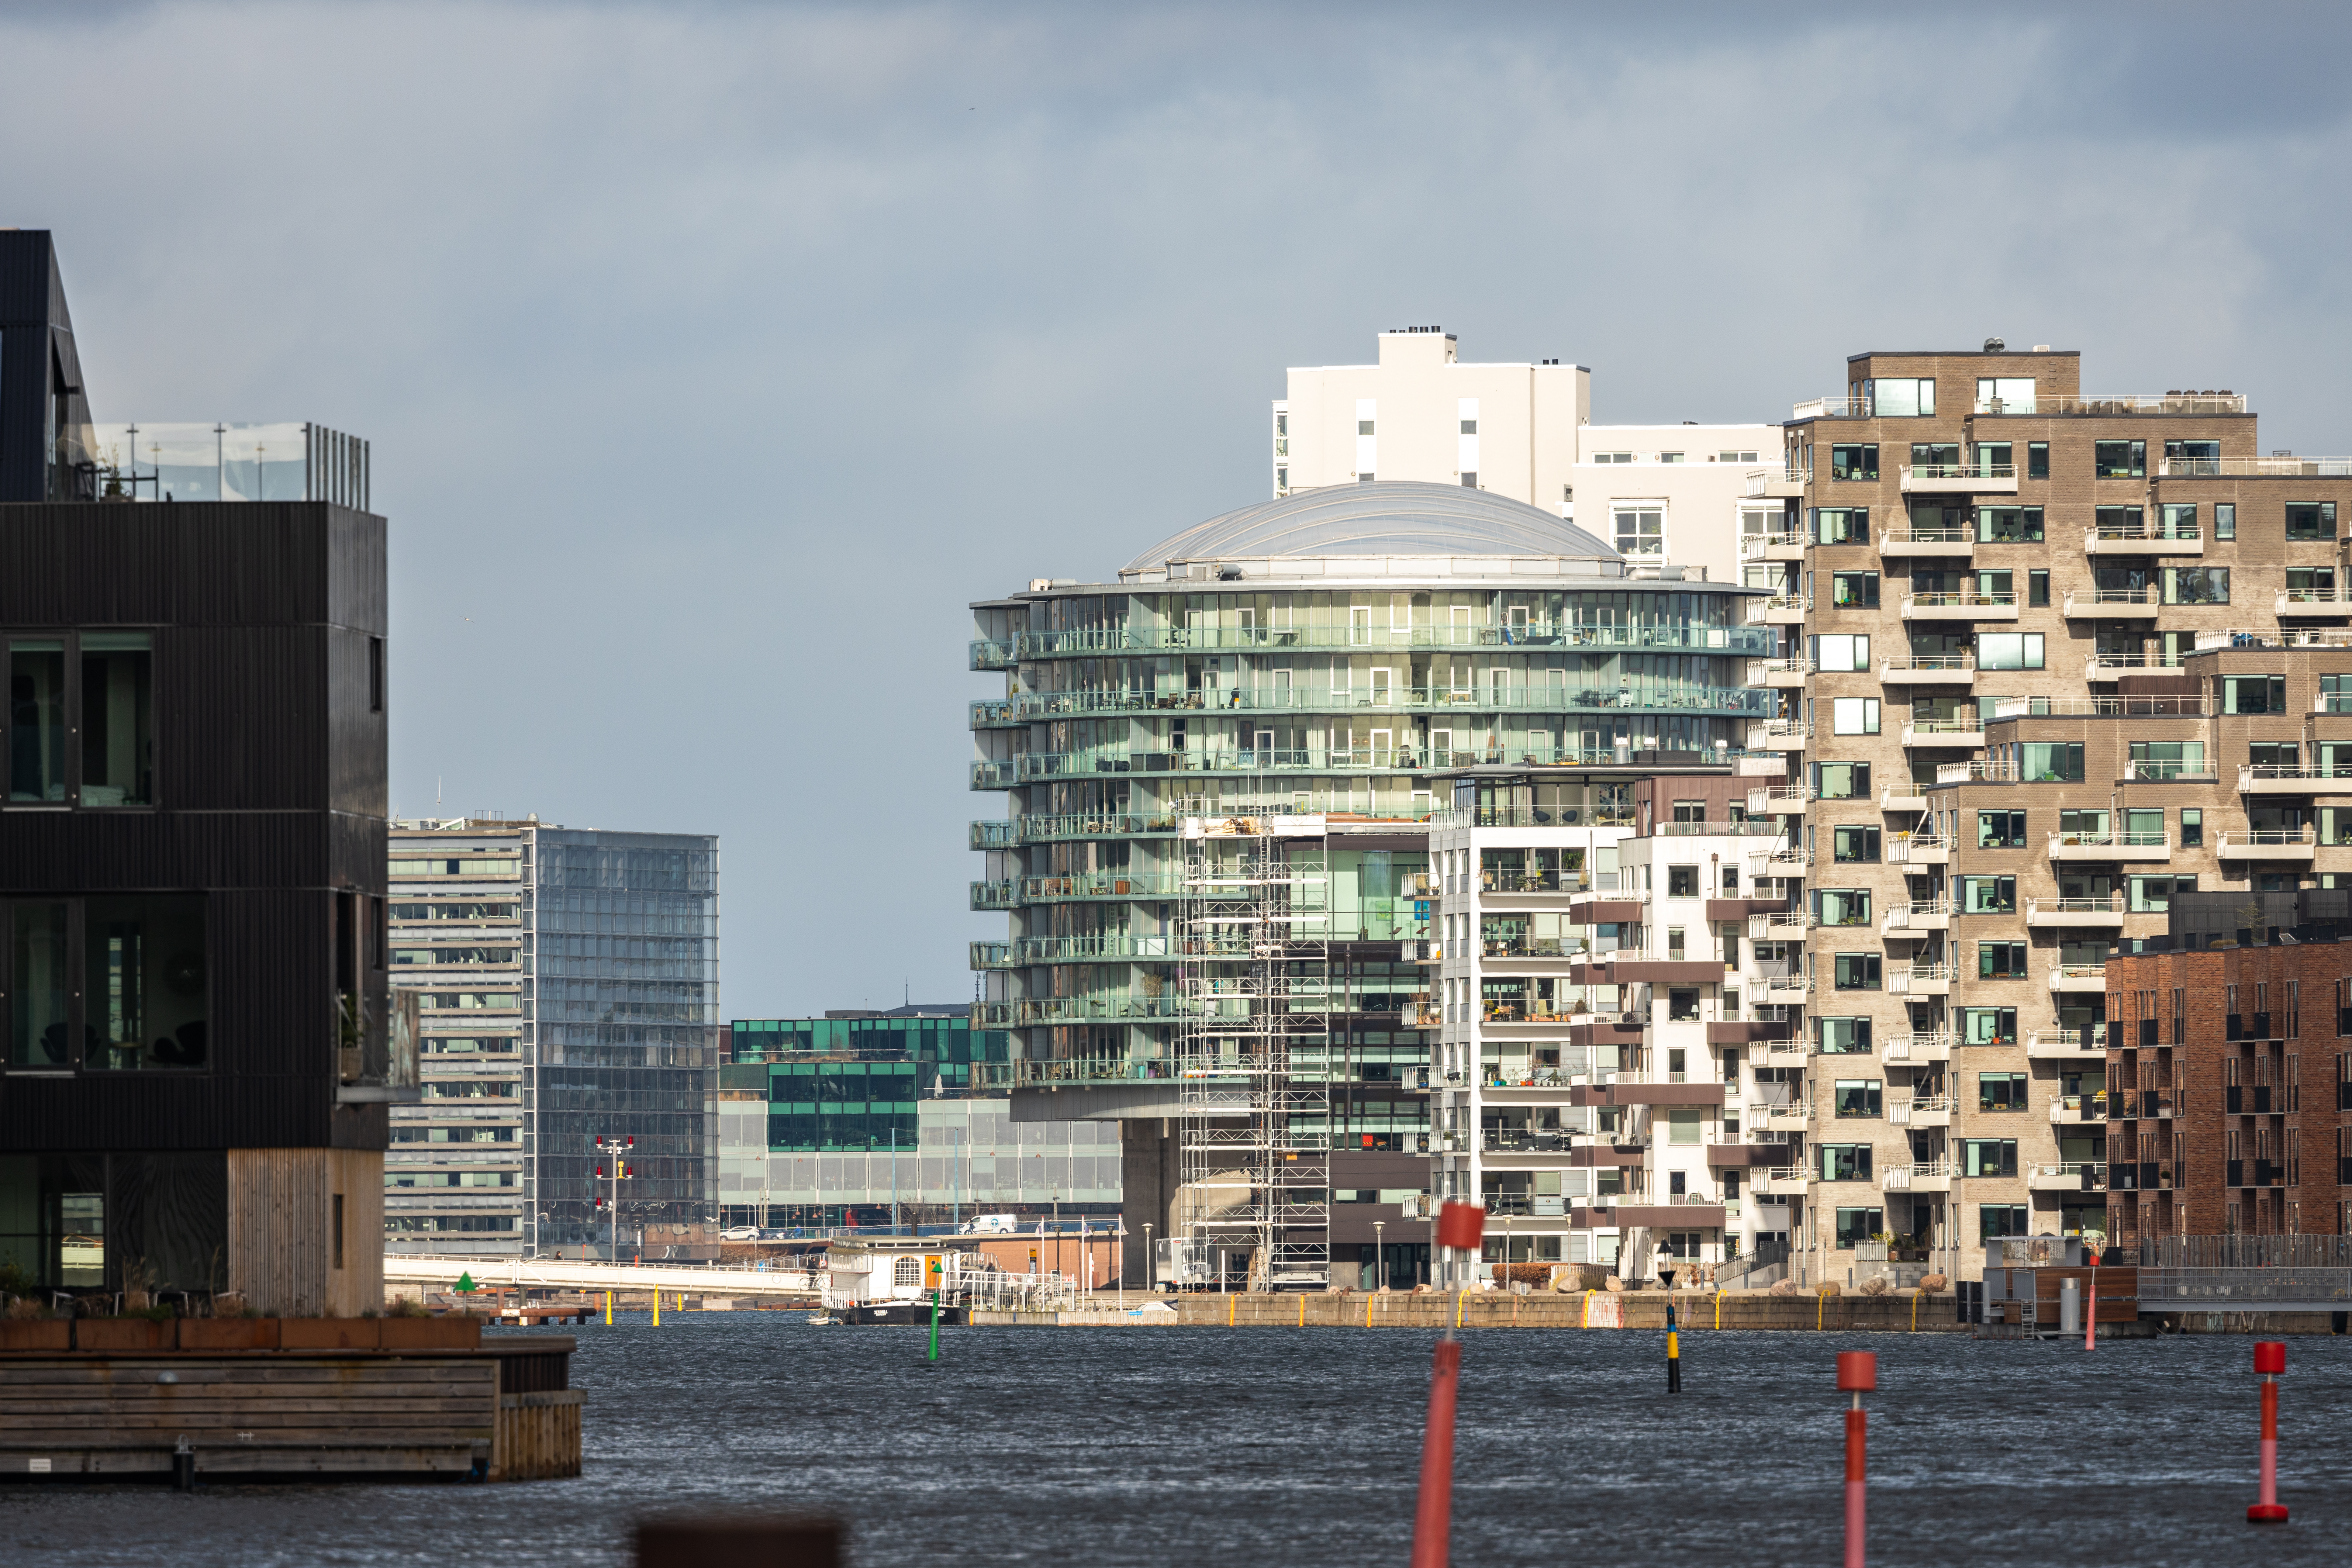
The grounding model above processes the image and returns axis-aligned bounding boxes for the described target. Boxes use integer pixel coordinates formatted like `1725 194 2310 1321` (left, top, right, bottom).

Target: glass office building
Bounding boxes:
386 820 721 1257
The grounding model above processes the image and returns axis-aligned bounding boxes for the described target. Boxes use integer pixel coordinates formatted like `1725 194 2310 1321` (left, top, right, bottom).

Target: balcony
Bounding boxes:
1880 899 1951 937
1882 655 1975 686
1901 463 2020 495
2027 1161 2108 1193
1747 910 1815 942
1743 469 1807 500
1746 594 1811 626
1888 1095 1954 1129
1882 1032 1953 1063
1937 759 2019 784
2063 588 2159 619
1739 525 1807 555
2051 964 2108 994
2025 895 2124 928
2218 827 2318 860
1745 784 1812 816
1758 972 1814 998
970 639 1019 671
2048 830 2170 861
1982 391 2247 417
1885 833 1950 865
1902 718 1986 748
969 942 1015 970
2158 453 2351 477
1565 892 1646 924
1882 1160 1953 1193
1886 962 1955 997
2050 1094 2109 1125
1751 1164 1814 1196
1746 718 1813 750
1877 528 1973 559
969 698 1020 728
2027 1029 2108 1060
2239 765 2351 795
1904 591 2018 622
1744 846 1813 877
970 759 1020 790
2086 522 2202 558
1752 657 1814 688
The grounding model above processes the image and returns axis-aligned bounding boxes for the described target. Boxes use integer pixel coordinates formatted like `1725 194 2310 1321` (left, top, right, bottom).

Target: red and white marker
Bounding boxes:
1409 1201 1485 1568
1838 1351 1875 1568
2248 1340 2288 1523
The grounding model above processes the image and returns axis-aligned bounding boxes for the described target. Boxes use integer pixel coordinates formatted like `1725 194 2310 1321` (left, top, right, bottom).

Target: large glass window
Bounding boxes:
1962 1139 2019 1178
2026 442 2049 480
1613 508 1663 556
1960 1007 2017 1047
2129 874 2195 913
2162 567 2230 605
1817 1016 1871 1054
1867 379 1935 417
1836 1206 1886 1250
2020 743 2084 782
1829 444 1878 481
1980 1204 2030 1240
1813 507 1868 545
2159 503 2199 539
1959 876 2016 915
8 640 67 803
1977 633 2045 670
1832 825 1880 863
1830 571 1879 609
2214 503 2236 540
2226 676 2288 715
1978 810 2026 848
1820 1143 1874 1182
1975 507 2043 543
1831 698 1880 735
1976 942 2028 979
1979 1072 2028 1111
2287 502 2337 542
5 895 207 1072
1833 953 1881 990
79 633 153 808
1834 1079 1883 1118
1813 761 1870 800
2129 740 2205 780
1975 378 2035 413
1811 634 1871 672
2093 440 2146 479
1815 888 1872 928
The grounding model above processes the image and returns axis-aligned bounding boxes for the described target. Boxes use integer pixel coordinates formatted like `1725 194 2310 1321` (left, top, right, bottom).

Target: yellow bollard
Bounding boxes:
1816 1288 1824 1332
1227 1292 1234 1327
653 1289 661 1327
1911 1291 1920 1333
1298 1294 1305 1327
1367 1293 1373 1329
1715 1291 1723 1332
604 1291 612 1326
1456 1290 1467 1330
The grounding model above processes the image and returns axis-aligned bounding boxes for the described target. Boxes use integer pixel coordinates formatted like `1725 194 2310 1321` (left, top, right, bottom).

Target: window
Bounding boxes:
1975 377 2035 412
1817 1016 1872 1054
2020 742 2085 781
2028 570 2049 607
2286 567 2337 602
1979 1071 2028 1111
2128 874 2195 913
1959 876 2016 914
10 633 157 809
2215 502 2236 540
2130 740 2205 780
2094 440 2147 479
1833 953 1882 990
1671 800 1707 822
2248 740 2298 771
1866 379 1936 417
1717 450 1759 464
1834 1079 1883 1118
1815 889 1872 927
1831 698 1880 735
1962 1139 2019 1178
2026 442 2049 480
1961 1007 2018 1046
1832 825 1881 863
2288 502 2338 542
1979 1204 2030 1240
2161 566 2230 605
2159 503 2199 540
1667 865 1699 898
2226 676 2287 715
1976 633 2045 670
1830 571 1879 608
1659 452 1685 464
1811 634 1871 672
1593 452 1633 464
1820 1144 1874 1181
1605 508 1664 558
1358 420 1374 435
2164 438 2219 470
1975 507 2044 543
2181 808 2203 848
1667 989 1700 1023
1812 761 1871 800
1976 942 2028 980
1835 1206 1885 1250
1910 442 1960 470
6 894 208 1071
1978 810 2026 849
1813 507 1868 545
1459 419 1477 435
368 635 386 714
1830 444 1878 481
2093 505 2144 540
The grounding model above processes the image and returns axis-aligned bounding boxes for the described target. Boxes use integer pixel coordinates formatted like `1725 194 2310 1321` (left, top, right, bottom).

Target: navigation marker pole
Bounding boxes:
1410 1201 1484 1568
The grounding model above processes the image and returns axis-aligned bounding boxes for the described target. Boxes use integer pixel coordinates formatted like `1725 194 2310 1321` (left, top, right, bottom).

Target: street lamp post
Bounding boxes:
1374 1220 1386 1292
1143 1222 1153 1295
593 1134 635 1263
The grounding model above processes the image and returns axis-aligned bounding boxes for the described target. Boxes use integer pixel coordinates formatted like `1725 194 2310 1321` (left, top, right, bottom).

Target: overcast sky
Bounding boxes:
8 1 2352 1016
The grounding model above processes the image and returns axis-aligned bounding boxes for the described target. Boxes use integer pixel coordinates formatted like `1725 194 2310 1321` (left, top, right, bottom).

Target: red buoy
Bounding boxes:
2249 1341 2288 1523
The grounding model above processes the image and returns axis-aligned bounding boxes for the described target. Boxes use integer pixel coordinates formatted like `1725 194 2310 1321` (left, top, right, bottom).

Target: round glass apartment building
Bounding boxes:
968 481 1774 1071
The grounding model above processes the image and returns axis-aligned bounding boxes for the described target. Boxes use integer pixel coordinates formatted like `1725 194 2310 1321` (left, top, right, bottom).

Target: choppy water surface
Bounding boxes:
3 1315 2348 1566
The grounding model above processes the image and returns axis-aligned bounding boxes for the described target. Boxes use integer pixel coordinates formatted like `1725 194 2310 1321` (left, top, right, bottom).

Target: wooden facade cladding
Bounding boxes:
225 1148 386 1318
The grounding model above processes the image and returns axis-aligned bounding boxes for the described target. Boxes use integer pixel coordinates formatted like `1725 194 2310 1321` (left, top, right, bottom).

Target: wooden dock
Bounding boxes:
0 1321 579 1482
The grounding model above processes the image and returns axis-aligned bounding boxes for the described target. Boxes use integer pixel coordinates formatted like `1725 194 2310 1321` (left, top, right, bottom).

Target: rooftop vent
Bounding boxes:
2033 344 2051 352
1983 337 2005 352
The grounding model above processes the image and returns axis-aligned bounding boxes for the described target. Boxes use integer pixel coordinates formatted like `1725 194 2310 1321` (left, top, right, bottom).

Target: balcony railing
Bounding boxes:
1881 1160 1951 1191
1745 594 1812 622
1738 530 1805 556
2219 827 2319 853
1937 760 2018 783
2047 830 2168 853
2028 895 2125 918
998 682 1775 720
1883 655 1975 676
1882 1033 1952 1061
1905 591 2017 609
1903 463 2018 483
2240 764 2352 785
1993 694 2209 719
1791 396 1866 418
1980 392 2247 416
2159 454 2351 477
1001 621 1775 659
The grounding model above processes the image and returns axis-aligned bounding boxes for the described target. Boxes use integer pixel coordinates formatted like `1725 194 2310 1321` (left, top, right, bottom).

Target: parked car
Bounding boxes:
721 1226 760 1241
958 1214 1020 1234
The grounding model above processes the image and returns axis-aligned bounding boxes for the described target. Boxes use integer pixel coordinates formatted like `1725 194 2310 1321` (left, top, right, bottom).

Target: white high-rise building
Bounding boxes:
1274 328 1779 584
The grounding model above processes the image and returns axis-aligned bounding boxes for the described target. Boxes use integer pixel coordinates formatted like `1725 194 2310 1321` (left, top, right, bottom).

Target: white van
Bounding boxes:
959 1214 1021 1235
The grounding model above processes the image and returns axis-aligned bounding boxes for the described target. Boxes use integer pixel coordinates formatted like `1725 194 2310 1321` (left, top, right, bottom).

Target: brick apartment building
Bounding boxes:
1752 345 2352 1283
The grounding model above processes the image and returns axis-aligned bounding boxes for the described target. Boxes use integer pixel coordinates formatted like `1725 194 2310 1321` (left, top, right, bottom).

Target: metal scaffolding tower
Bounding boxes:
1176 812 1331 1291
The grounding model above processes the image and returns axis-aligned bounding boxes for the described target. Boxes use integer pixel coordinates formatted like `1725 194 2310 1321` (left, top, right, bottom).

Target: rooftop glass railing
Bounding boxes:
2159 454 2352 476
1001 622 1773 659
1006 742 1762 780
975 996 1194 1026
91 421 370 508
991 682 1767 721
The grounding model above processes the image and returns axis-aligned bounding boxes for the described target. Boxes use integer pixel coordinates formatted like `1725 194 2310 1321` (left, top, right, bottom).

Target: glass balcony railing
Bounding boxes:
970 873 1187 909
1002 743 1764 781
998 621 1774 659
92 421 370 508
984 682 1770 721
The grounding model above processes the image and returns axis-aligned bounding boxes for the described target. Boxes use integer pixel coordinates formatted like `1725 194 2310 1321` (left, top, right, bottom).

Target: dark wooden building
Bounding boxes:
0 230 395 1313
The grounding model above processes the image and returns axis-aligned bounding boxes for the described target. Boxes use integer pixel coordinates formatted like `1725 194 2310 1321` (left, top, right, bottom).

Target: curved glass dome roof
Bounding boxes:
1120 481 1620 578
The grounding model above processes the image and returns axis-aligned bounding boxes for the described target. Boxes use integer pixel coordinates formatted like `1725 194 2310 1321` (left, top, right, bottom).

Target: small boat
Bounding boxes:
805 1313 838 1326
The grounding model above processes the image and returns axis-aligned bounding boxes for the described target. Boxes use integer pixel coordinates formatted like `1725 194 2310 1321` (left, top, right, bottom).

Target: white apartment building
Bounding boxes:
1426 769 1799 1284
1273 327 1779 584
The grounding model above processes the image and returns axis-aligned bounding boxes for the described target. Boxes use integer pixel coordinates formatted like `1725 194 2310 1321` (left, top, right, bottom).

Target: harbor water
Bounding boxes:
6 1315 2352 1565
